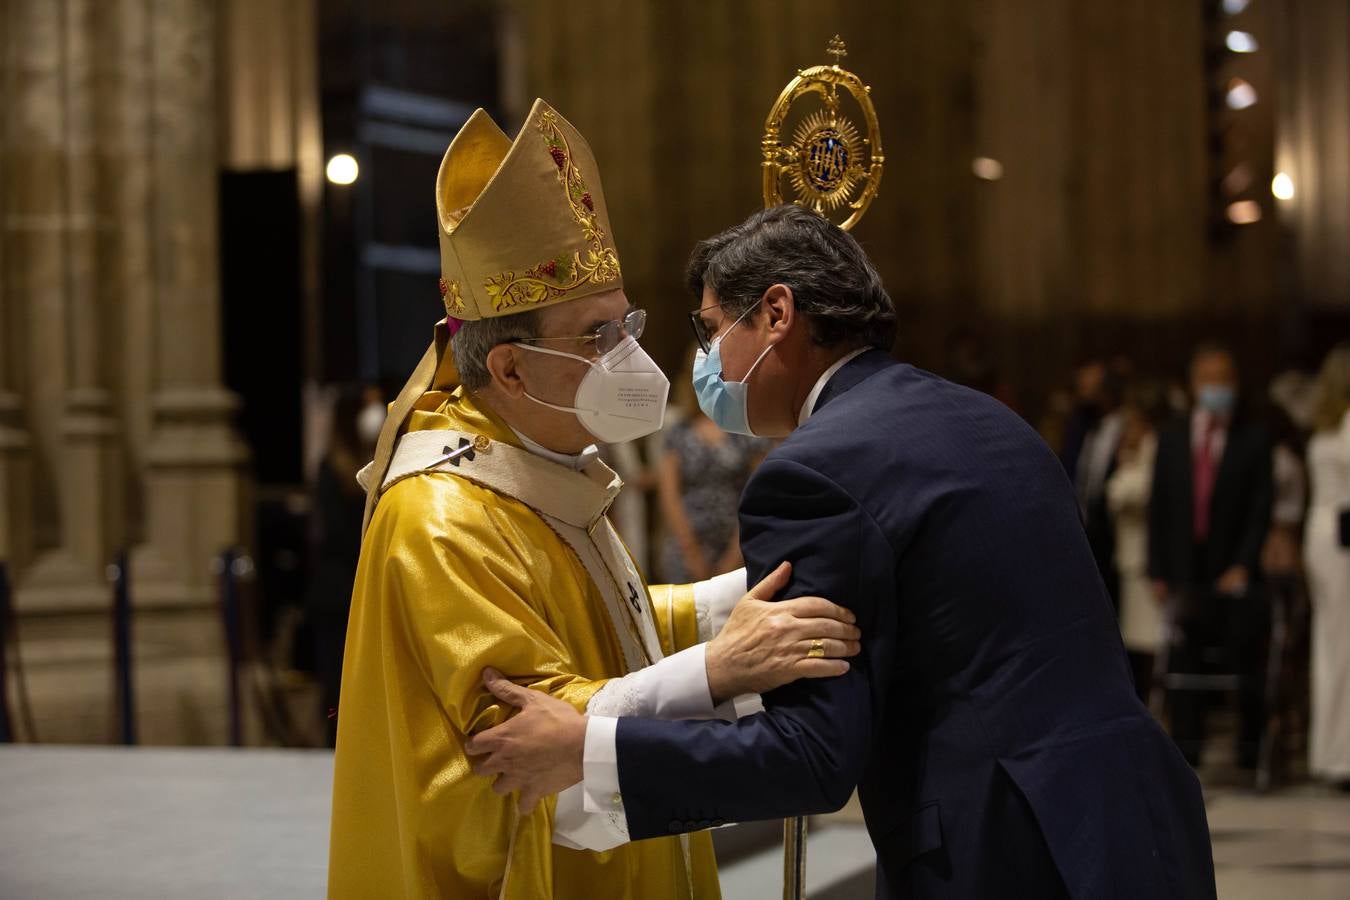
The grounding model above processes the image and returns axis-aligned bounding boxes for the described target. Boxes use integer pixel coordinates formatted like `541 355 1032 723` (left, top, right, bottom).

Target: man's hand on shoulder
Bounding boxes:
465 669 587 814
705 561 860 705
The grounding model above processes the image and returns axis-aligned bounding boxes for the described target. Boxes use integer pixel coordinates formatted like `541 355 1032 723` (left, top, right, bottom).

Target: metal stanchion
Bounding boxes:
217 548 244 748
782 815 808 900
0 561 11 743
110 550 136 745
1256 582 1291 793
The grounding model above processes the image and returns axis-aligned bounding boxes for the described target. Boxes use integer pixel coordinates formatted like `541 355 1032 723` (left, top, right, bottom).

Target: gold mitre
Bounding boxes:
358 99 621 535
435 98 623 321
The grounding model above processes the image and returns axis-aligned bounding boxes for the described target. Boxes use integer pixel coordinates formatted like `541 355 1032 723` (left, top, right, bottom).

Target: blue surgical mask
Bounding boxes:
1197 385 1236 416
692 307 773 436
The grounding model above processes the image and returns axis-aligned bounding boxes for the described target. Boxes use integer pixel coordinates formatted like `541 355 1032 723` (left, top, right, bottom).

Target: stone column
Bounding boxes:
133 0 250 608
0 0 250 745
56 0 124 598
1 0 122 744
104 0 157 547
0 1 36 576
3 0 113 611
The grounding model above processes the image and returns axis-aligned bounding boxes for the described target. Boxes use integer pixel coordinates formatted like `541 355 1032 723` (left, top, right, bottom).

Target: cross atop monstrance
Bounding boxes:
825 34 847 66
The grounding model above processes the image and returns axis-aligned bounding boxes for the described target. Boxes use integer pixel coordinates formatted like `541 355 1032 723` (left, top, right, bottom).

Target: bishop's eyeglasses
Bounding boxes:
516 308 647 356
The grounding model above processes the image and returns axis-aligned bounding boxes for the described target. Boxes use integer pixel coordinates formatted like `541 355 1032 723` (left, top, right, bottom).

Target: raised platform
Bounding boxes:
0 746 332 899
0 744 875 898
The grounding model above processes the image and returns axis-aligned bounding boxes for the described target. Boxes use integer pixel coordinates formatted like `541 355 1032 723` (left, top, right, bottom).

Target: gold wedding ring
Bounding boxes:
807 639 826 659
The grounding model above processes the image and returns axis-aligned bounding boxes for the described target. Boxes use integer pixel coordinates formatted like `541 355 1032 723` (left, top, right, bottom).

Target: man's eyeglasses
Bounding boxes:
517 308 647 356
687 302 729 354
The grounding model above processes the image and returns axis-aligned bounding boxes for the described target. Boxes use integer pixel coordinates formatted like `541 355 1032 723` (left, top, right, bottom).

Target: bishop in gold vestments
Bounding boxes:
328 99 733 899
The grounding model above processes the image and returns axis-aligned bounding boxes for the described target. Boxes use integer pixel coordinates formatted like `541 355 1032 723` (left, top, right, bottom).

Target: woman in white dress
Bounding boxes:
1305 344 1350 786
1107 386 1165 703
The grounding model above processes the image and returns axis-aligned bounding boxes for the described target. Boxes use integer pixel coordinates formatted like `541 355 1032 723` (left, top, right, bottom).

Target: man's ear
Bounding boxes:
485 344 527 399
762 284 797 340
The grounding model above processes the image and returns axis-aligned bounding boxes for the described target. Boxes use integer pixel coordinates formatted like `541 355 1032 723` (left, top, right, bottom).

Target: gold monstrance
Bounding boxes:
761 35 884 232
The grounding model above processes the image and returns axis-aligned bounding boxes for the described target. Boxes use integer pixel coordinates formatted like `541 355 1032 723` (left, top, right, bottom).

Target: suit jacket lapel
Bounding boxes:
1211 420 1244 507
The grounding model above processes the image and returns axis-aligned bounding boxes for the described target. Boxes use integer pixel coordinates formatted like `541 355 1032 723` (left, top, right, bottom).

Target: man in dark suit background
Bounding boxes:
1149 344 1274 768
469 205 1216 899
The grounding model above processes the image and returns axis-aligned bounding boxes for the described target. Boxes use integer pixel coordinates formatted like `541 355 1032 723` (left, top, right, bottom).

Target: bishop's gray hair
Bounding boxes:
450 309 543 390
686 204 896 350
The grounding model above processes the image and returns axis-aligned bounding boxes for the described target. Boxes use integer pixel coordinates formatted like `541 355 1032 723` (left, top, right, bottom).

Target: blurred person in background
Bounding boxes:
1264 406 1309 571
1259 399 1309 775
598 440 654 575
1149 343 1273 768
942 326 1019 410
1270 366 1320 434
1038 383 1076 455
1260 399 1307 599
1305 343 1350 789
944 326 998 396
657 343 767 582
1063 358 1127 611
1060 358 1107 476
1107 380 1168 702
1166 377 1193 419
305 384 381 746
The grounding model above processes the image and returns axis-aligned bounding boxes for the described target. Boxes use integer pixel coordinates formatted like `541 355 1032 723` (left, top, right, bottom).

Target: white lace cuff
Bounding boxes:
586 644 714 719
693 567 747 641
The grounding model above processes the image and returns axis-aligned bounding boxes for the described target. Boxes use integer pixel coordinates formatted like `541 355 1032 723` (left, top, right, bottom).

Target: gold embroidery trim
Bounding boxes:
439 277 466 316
483 110 621 313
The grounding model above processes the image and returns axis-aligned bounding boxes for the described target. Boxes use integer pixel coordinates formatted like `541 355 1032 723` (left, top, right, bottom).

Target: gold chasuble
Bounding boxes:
329 100 718 898
329 389 718 899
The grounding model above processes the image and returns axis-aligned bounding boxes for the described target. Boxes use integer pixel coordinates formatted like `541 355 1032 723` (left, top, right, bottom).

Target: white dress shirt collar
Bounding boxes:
798 348 870 426
510 426 600 471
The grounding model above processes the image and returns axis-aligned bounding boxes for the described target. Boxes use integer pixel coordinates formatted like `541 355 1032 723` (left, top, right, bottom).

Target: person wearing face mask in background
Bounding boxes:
305 384 383 746
1149 343 1274 770
471 204 1217 900
327 100 860 900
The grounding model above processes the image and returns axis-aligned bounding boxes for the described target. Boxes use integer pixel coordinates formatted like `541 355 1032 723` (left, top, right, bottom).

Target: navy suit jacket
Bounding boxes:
616 352 1216 899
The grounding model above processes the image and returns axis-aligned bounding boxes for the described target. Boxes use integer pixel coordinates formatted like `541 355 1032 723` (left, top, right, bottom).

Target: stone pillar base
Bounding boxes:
0 391 34 572
14 387 123 615
136 386 250 607
63 387 124 571
13 551 110 614
14 603 237 745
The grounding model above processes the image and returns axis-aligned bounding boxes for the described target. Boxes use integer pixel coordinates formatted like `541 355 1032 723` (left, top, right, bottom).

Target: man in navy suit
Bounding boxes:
1149 344 1273 769
469 205 1217 898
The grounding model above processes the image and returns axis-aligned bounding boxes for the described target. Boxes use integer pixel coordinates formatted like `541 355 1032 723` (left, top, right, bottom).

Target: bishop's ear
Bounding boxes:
485 343 527 398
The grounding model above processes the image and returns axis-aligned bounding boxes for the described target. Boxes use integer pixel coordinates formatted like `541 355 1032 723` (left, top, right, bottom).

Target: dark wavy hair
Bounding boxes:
685 204 896 350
